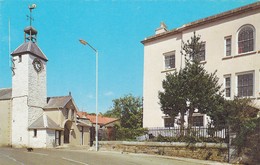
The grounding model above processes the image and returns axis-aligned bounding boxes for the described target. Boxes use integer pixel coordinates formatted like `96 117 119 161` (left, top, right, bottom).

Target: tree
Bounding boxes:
104 94 143 129
210 97 259 159
104 94 146 140
158 70 187 130
159 32 224 129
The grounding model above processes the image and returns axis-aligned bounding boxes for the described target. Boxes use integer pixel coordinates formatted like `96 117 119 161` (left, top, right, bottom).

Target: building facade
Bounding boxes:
0 15 91 148
142 2 260 128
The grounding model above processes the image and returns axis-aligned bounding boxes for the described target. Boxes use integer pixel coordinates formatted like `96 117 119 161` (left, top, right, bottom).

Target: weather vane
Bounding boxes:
27 4 36 26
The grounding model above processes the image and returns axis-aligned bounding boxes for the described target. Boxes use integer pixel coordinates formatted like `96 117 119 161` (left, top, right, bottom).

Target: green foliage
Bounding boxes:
225 98 259 155
104 94 145 140
181 32 205 64
208 97 260 159
114 125 148 140
104 94 143 129
159 32 224 129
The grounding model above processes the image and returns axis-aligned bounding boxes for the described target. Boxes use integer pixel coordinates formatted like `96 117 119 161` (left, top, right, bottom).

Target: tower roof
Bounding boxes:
24 26 37 35
11 41 48 61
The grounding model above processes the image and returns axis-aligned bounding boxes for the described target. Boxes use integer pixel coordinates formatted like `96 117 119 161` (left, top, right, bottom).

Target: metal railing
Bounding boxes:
147 125 228 142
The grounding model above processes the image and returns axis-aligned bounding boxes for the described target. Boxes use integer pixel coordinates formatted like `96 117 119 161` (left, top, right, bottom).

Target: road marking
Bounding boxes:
62 157 89 165
0 153 25 165
24 151 48 156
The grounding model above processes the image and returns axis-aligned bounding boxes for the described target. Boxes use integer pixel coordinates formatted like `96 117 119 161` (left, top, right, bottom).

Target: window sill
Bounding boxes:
234 51 257 58
161 68 176 73
222 56 233 60
222 51 257 60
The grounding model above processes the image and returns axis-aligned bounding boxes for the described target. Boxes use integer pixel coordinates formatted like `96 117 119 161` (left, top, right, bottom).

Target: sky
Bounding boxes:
0 0 257 113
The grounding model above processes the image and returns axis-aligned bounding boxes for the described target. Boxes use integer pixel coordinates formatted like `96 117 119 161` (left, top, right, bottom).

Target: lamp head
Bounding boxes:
79 39 87 45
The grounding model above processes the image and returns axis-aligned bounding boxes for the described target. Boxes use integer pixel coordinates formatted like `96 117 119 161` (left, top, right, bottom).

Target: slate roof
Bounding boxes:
0 88 12 100
28 114 63 130
11 41 48 61
44 96 72 109
24 26 38 35
142 2 260 44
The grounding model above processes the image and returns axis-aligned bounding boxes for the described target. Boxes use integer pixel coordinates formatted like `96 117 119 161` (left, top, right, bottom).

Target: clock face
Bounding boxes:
32 58 43 72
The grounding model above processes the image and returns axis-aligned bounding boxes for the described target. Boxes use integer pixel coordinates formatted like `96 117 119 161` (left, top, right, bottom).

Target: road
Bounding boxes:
0 147 224 165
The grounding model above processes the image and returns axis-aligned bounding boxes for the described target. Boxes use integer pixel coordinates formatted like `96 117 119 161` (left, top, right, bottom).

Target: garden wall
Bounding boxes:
98 141 228 162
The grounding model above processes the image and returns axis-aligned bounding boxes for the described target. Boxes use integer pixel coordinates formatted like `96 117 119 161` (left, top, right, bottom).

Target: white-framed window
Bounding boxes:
164 116 175 127
225 76 231 97
225 37 232 56
237 25 255 54
164 51 175 70
192 115 204 127
237 72 254 97
197 43 206 62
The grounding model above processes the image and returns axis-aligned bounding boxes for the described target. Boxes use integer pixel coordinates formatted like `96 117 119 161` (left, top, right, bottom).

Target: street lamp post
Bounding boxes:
79 39 98 151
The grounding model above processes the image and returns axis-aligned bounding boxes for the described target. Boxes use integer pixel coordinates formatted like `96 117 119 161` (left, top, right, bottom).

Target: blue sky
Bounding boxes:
0 0 257 113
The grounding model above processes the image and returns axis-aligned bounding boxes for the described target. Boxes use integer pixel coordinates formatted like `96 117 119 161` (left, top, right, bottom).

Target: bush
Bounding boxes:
115 126 148 141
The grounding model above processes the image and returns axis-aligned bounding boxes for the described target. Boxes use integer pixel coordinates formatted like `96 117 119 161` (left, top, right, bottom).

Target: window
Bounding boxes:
164 116 175 127
225 77 231 97
71 109 74 120
225 37 232 56
33 129 37 137
65 109 68 119
238 25 254 54
19 55 22 63
197 43 205 62
55 131 61 146
237 73 253 97
164 51 175 70
192 116 203 127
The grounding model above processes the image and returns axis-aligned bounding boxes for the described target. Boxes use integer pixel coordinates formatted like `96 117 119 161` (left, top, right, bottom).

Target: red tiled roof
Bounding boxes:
77 111 88 118
86 115 119 126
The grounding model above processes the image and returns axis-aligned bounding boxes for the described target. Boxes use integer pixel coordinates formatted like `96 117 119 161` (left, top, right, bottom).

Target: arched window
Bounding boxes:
238 25 255 54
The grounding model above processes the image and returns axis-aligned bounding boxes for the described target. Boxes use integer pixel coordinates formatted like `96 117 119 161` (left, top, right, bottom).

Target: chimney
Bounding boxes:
155 22 168 35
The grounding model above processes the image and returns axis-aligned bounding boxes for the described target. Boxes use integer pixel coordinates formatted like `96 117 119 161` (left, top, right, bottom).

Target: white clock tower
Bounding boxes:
11 5 48 147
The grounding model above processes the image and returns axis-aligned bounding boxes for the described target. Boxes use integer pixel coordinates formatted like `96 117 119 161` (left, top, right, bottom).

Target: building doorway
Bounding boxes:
64 120 72 144
55 130 61 146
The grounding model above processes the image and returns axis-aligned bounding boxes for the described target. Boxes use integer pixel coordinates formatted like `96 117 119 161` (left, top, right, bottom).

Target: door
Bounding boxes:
64 123 70 143
55 130 61 146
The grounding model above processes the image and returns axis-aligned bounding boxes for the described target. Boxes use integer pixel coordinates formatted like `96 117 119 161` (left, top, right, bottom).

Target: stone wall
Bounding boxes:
98 141 228 162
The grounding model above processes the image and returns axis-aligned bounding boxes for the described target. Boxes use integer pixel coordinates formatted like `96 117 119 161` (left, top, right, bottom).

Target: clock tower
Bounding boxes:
11 5 48 147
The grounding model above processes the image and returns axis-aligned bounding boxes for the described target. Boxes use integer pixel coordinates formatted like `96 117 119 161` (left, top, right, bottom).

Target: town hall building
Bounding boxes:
142 2 260 128
0 8 91 148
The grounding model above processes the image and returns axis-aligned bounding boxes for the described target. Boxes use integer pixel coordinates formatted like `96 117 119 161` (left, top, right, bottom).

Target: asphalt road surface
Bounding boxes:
0 147 223 165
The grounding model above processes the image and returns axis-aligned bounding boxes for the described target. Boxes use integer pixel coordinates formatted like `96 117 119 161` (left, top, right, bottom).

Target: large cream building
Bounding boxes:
142 2 260 128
